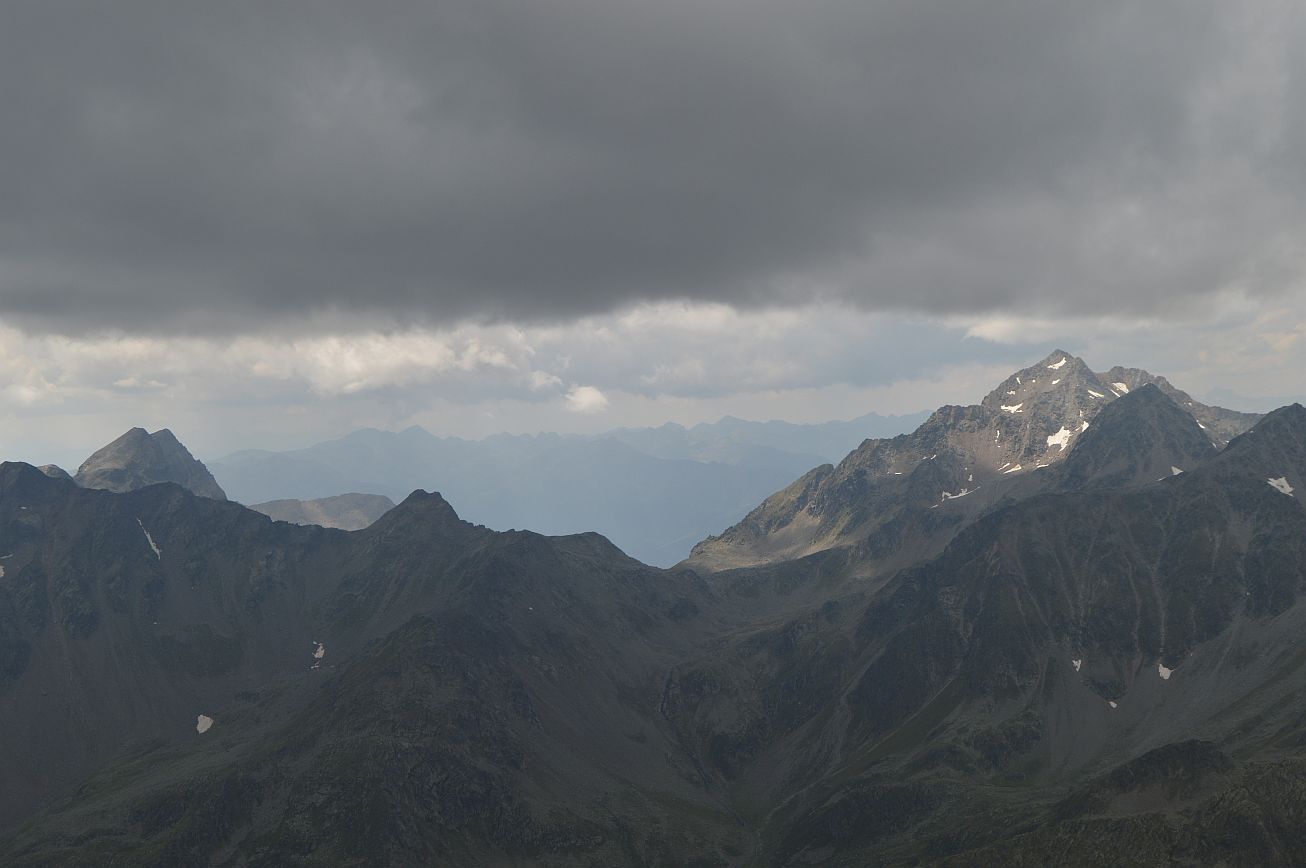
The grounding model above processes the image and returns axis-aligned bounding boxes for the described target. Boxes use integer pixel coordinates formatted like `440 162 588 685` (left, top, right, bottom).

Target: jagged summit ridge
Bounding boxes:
687 350 1261 571
74 427 227 500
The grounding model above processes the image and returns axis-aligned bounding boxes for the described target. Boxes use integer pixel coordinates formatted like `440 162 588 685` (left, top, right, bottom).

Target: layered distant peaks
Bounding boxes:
250 493 395 531
74 427 227 500
1057 383 1216 490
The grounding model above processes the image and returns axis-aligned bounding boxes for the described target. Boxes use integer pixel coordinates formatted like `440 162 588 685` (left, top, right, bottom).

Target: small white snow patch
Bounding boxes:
196 714 214 734
941 488 973 501
968 473 974 483
1108 700 1118 709
1087 389 1105 398
1048 357 1068 370
1198 421 1207 430
1080 420 1090 432
137 519 162 559
1051 378 1061 385
1016 376 1022 384
1036 463 1050 468
1158 662 1173 680
0 565 4 578
1003 464 1023 474
1007 390 1017 396
1171 466 1184 476
1046 426 1072 451
892 471 903 475
1001 403 1023 413
310 641 325 669
1268 477 1295 496
1072 658 1082 672
1113 382 1131 394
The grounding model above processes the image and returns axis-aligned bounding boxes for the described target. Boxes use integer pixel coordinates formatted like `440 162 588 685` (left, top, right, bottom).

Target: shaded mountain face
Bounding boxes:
687 351 1259 572
0 465 741 863
1054 383 1216 489
3 401 1306 865
249 492 395 531
1098 365 1262 448
74 428 227 500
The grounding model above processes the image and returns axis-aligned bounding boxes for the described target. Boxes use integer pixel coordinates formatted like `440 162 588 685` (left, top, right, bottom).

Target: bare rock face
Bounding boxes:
686 350 1260 572
250 493 395 531
74 428 227 500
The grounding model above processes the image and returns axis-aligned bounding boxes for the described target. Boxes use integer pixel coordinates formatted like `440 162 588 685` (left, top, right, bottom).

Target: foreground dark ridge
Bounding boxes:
1 378 1304 865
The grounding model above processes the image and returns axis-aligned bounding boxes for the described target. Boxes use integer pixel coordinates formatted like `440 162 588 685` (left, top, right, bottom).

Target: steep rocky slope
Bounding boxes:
74 428 227 500
687 351 1258 572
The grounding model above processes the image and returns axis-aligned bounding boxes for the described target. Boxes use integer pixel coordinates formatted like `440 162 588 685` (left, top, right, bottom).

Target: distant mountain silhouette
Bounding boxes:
250 493 395 531
208 410 928 566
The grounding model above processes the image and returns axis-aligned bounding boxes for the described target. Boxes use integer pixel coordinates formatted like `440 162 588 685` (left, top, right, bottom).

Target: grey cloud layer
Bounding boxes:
0 1 1297 332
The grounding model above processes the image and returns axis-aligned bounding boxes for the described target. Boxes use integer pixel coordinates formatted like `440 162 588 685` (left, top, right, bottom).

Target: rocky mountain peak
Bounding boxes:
980 350 1103 411
1057 383 1216 489
1213 403 1306 496
74 427 227 500
687 350 1261 571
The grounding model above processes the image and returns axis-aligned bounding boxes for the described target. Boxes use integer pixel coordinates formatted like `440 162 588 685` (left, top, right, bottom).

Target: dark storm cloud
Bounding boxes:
0 0 1292 332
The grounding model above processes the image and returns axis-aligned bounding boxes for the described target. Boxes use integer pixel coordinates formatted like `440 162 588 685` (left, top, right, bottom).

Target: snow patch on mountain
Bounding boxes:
1047 357 1068 370
1046 427 1072 451
1001 404 1023 413
137 519 162 560
1268 477 1295 496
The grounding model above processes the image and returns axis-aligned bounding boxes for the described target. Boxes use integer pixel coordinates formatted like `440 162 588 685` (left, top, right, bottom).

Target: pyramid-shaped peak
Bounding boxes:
74 427 227 500
1039 349 1082 370
1058 384 1215 489
981 351 1102 410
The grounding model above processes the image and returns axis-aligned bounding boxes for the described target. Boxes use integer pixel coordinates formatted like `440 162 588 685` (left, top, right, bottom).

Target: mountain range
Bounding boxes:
687 351 1260 571
3 351 1306 865
206 410 929 566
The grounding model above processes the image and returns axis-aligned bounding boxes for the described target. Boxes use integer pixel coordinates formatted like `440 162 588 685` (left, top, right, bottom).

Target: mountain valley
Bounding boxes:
2 352 1305 866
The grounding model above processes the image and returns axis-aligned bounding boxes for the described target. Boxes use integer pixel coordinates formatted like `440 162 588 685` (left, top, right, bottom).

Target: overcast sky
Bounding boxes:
2 1 1305 468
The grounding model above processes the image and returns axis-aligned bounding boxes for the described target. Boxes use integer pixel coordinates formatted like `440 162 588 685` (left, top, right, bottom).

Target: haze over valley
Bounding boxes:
5 2 1306 864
